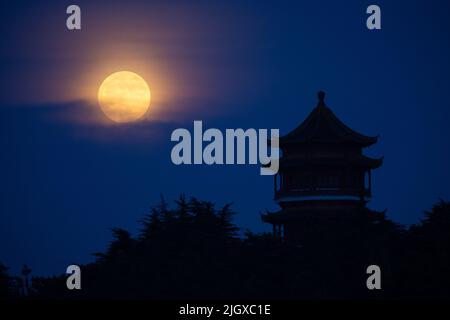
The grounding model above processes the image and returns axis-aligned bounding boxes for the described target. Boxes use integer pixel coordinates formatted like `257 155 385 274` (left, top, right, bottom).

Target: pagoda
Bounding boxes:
262 91 383 242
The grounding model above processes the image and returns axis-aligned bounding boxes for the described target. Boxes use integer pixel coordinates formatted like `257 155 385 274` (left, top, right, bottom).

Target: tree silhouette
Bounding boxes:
402 200 450 298
16 197 450 299
0 263 11 299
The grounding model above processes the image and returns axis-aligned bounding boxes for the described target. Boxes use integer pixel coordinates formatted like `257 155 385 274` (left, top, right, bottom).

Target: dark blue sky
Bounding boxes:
1 0 450 276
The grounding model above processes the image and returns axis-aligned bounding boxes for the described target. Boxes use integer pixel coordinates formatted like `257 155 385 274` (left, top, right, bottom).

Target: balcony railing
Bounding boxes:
274 187 371 200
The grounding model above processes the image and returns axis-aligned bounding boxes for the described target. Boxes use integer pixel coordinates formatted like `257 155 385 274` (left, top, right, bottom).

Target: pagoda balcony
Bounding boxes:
274 187 371 202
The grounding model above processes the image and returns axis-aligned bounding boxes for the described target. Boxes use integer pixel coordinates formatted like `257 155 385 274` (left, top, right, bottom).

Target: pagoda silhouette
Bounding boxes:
262 91 383 243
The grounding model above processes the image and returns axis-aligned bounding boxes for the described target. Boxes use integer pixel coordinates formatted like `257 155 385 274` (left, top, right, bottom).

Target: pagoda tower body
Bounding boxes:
262 92 383 243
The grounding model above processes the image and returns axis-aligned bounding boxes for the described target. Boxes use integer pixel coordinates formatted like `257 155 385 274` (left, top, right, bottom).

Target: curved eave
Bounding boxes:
261 205 375 223
279 135 379 148
370 156 383 169
264 155 383 169
279 104 379 147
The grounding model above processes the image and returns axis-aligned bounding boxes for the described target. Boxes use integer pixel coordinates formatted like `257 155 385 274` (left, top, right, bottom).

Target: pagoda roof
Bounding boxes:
276 154 383 169
261 205 384 224
280 91 378 147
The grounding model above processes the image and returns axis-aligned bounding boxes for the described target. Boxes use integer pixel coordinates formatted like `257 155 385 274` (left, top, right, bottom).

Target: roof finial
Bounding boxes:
317 91 326 106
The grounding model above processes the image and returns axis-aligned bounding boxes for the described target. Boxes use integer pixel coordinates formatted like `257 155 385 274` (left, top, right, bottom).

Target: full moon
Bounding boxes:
98 71 151 123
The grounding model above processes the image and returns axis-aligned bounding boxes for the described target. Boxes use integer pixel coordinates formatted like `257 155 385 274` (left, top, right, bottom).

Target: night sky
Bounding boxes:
1 0 450 276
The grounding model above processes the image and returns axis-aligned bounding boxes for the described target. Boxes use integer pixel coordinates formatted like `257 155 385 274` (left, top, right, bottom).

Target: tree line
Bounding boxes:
1 196 450 299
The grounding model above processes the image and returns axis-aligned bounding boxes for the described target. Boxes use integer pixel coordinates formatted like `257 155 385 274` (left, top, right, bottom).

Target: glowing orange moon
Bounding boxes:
98 71 151 123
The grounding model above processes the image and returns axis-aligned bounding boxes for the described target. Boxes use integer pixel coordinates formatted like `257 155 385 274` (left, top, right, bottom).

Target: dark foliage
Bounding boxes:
0 263 11 299
8 197 450 299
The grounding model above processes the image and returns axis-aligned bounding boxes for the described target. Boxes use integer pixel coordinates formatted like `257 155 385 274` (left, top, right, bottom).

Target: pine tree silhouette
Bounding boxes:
24 197 450 299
